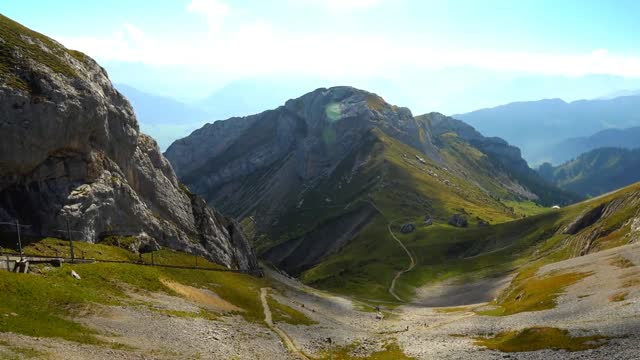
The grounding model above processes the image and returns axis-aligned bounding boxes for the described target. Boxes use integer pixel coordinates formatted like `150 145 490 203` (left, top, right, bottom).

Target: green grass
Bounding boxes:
478 270 591 316
0 340 46 359
141 248 225 269
503 200 550 217
315 340 415 360
0 239 270 345
0 14 85 93
23 237 138 261
473 327 610 352
300 129 541 301
305 174 640 303
267 295 317 326
100 235 140 251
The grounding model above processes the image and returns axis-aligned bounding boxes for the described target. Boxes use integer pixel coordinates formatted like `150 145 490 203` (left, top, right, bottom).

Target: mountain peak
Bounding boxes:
283 86 412 124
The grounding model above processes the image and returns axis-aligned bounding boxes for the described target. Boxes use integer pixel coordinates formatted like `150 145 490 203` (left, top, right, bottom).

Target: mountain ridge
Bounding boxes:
454 94 640 165
543 126 640 165
538 147 640 197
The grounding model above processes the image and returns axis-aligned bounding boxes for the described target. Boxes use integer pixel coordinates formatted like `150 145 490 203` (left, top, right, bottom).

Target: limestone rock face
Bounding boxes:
165 87 441 217
0 16 258 273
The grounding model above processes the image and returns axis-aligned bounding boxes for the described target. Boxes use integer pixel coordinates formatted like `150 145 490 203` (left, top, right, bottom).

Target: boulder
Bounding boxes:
448 214 468 228
424 215 433 226
400 223 416 234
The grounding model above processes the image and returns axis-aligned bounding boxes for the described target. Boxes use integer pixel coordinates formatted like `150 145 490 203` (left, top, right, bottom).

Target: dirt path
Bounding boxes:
387 222 416 302
260 287 310 360
364 200 417 303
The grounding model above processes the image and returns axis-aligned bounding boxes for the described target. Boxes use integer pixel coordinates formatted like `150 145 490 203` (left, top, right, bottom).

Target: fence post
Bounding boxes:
66 218 75 262
16 220 23 258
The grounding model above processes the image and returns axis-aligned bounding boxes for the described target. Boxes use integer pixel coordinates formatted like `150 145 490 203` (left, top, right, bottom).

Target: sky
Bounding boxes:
3 0 640 115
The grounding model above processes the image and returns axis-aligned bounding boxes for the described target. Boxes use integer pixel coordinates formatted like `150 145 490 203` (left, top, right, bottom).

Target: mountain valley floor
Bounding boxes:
1 241 638 359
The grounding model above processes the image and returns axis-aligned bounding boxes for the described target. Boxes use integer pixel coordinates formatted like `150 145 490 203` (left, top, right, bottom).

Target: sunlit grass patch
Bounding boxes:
267 295 317 326
478 270 592 316
0 339 47 359
316 340 415 360
474 327 610 352
0 240 270 345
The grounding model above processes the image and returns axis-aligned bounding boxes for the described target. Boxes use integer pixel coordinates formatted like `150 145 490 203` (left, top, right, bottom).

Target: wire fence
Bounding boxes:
0 220 250 274
0 250 250 274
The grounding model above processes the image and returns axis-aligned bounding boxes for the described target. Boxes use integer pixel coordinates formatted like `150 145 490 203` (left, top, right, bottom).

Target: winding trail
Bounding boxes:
260 287 310 360
364 199 417 303
387 222 417 302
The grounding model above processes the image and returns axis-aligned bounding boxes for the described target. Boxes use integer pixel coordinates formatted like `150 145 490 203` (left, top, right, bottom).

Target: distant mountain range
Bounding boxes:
454 95 640 165
116 84 212 150
599 89 640 100
541 126 640 165
538 147 640 197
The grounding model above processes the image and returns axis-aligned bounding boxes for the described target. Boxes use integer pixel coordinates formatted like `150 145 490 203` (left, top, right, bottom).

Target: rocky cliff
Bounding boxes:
0 15 258 273
166 86 441 218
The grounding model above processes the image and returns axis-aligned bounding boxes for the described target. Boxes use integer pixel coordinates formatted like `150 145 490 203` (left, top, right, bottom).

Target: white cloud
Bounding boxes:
187 0 231 33
301 0 385 12
54 1 640 82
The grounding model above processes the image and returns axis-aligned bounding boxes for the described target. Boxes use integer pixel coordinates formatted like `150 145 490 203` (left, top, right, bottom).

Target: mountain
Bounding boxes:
538 147 640 197
165 86 578 297
454 96 640 165
599 89 640 99
115 84 212 150
0 14 258 272
540 126 640 165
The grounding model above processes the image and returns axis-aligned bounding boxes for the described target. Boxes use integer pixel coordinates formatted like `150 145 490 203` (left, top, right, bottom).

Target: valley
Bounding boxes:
1 232 639 359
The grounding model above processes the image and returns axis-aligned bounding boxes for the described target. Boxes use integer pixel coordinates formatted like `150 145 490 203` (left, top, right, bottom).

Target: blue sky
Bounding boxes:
3 0 640 115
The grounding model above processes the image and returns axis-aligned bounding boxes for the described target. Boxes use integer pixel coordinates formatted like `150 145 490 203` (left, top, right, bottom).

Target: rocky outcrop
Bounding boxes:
424 215 433 226
448 214 468 228
400 223 416 234
563 204 606 235
0 15 259 273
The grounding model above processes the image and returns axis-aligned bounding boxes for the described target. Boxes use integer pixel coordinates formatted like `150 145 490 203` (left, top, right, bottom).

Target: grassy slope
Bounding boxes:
0 240 314 345
301 129 547 301
474 327 610 352
541 147 640 197
303 138 640 303
0 14 86 93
